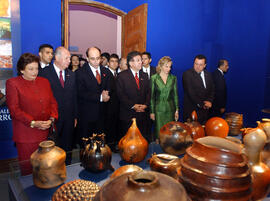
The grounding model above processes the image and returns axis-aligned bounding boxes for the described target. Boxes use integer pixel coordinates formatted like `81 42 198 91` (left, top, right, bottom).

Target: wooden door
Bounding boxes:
122 4 148 58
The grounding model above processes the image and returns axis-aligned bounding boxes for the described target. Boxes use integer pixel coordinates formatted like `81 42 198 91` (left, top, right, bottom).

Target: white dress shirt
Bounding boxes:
40 62 49 69
88 63 103 102
200 70 206 88
130 68 139 78
53 64 65 81
142 66 150 79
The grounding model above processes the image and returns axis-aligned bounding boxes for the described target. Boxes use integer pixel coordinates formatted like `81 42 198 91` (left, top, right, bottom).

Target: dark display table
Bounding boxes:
8 142 270 201
8 143 164 201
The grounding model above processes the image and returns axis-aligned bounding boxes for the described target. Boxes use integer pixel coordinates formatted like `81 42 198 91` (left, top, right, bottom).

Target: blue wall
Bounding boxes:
20 0 62 55
19 0 270 127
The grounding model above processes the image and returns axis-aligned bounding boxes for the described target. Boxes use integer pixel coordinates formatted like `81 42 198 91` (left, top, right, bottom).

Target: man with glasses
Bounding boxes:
182 54 214 124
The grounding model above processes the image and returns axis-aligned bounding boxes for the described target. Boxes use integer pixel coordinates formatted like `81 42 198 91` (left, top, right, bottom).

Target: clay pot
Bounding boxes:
52 179 100 201
185 110 205 140
148 153 181 179
30 140 66 189
94 170 189 201
80 133 114 172
179 136 252 201
243 128 270 200
205 117 229 138
257 118 270 139
159 121 192 155
110 165 143 179
118 118 148 163
225 112 243 135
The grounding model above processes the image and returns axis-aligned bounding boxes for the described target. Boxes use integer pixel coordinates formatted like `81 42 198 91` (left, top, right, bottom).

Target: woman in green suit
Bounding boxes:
150 56 179 139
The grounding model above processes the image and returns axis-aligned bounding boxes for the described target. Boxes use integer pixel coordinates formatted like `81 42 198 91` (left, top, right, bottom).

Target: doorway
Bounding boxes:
62 0 148 57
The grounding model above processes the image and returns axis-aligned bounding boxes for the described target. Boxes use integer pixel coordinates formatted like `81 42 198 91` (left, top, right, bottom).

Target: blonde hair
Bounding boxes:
156 56 172 74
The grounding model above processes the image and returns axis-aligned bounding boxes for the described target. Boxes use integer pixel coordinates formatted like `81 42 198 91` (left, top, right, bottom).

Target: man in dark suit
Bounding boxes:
117 51 151 142
141 52 156 79
104 54 120 151
38 44 54 70
211 59 229 117
182 54 215 124
76 47 111 144
39 46 77 164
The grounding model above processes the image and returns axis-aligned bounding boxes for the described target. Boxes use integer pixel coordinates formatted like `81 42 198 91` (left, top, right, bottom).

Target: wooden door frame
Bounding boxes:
61 0 126 54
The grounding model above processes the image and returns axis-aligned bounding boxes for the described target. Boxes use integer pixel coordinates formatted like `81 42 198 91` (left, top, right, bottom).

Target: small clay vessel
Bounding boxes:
94 170 189 201
148 153 181 179
80 133 114 172
110 165 143 179
52 179 100 201
118 118 148 163
185 110 205 140
30 140 66 189
205 117 229 138
225 112 243 135
243 128 270 200
179 136 252 201
159 121 192 155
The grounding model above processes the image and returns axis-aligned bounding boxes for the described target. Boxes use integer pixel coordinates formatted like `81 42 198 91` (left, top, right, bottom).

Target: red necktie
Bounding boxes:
135 73 140 89
96 70 101 84
59 70 64 88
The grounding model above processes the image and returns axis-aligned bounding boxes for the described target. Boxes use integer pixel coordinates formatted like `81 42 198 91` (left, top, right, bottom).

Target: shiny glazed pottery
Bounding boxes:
225 112 243 135
243 128 270 201
205 117 229 138
257 118 270 139
159 121 192 155
118 118 148 163
148 153 181 179
184 110 205 140
179 136 252 201
110 165 143 179
52 179 100 201
94 170 189 201
80 133 114 172
30 140 66 189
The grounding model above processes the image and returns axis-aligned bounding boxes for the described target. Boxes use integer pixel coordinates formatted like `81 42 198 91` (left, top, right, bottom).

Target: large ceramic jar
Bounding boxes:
184 110 205 140
159 121 192 155
118 118 148 163
94 170 189 201
148 153 181 179
80 133 114 172
243 128 270 201
30 140 66 189
179 136 252 201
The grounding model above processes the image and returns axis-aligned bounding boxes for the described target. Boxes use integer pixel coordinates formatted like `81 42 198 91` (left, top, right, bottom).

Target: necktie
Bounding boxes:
135 73 140 89
114 71 117 77
59 70 64 88
96 70 101 84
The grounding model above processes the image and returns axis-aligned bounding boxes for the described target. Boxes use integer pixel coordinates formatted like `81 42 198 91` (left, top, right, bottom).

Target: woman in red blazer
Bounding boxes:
6 53 58 175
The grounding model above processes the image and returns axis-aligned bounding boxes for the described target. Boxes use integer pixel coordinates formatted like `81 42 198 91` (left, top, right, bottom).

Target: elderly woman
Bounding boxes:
6 53 58 175
150 56 179 139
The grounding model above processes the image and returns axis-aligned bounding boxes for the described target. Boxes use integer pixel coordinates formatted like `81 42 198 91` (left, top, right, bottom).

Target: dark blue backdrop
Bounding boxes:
19 0 270 127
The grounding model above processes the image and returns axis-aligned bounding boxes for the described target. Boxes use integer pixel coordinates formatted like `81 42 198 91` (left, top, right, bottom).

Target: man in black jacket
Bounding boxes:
76 47 111 145
39 46 77 164
211 59 229 117
182 54 215 124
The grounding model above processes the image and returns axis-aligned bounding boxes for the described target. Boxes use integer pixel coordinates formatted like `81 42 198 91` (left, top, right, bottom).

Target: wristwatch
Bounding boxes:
30 120 35 128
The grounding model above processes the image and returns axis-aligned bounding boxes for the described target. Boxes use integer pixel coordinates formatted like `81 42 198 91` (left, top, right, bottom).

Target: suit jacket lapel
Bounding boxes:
128 69 140 91
50 65 63 89
64 69 71 89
